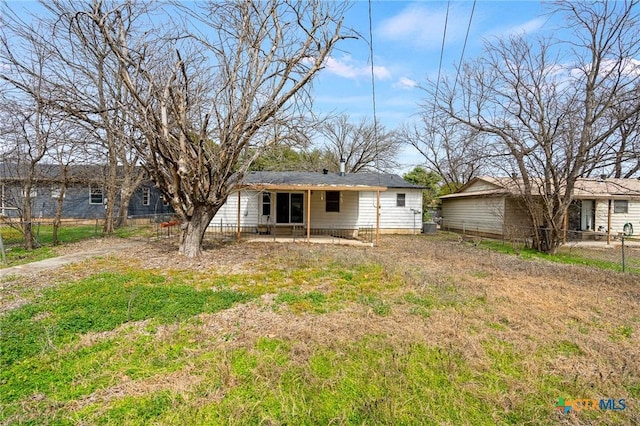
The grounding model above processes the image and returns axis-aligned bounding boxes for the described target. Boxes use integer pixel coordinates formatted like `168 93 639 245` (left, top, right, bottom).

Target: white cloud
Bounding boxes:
488 17 547 39
393 77 418 89
323 55 391 81
378 4 469 49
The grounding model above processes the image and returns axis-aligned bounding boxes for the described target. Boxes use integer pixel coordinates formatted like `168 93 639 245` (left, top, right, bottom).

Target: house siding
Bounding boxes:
441 196 505 236
210 190 261 228
462 179 501 193
207 188 423 233
357 189 422 233
504 198 534 238
0 181 171 220
594 199 640 235
309 190 358 228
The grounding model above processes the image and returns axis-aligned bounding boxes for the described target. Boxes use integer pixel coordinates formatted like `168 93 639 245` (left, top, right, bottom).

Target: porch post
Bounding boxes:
607 199 612 244
376 190 380 246
236 190 241 241
305 189 311 242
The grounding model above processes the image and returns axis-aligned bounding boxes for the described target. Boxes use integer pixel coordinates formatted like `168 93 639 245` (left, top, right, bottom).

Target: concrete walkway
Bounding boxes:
0 241 141 278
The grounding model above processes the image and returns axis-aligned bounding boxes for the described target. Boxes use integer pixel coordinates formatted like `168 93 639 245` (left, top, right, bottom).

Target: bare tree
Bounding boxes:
78 0 350 257
0 22 61 249
422 0 640 253
402 113 490 192
318 114 401 173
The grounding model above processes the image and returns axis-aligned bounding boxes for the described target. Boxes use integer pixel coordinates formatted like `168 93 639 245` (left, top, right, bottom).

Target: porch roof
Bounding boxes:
238 171 421 192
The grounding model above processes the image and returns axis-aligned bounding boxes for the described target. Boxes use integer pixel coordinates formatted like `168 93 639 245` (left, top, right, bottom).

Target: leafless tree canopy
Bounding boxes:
317 114 401 173
1 0 351 256
84 0 350 257
412 0 640 253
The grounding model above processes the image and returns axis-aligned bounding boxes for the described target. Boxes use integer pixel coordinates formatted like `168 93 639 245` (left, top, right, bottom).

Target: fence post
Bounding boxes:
0 232 6 267
621 234 626 273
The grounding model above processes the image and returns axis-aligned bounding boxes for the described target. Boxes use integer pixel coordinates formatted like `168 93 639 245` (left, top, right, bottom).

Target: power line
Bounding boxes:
431 0 451 124
367 0 380 172
453 0 477 93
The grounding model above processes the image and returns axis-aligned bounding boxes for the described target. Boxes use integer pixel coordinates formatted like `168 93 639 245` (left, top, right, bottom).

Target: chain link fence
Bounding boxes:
439 218 640 274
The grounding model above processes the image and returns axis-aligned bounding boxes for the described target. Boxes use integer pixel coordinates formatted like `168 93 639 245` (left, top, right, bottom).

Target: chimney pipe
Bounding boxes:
339 158 345 176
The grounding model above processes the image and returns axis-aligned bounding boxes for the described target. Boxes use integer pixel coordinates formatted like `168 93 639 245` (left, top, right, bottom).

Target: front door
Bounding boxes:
276 193 304 224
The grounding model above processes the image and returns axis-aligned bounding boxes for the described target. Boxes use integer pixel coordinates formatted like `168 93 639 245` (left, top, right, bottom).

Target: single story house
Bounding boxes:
209 171 424 242
440 176 640 240
0 163 172 220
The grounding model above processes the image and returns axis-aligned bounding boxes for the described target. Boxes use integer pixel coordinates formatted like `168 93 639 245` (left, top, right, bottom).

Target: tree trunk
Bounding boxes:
115 189 133 228
103 161 118 234
52 189 65 246
22 193 34 250
178 205 217 258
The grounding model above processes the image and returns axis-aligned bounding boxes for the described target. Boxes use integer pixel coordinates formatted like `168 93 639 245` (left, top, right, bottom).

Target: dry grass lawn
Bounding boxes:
1 233 638 425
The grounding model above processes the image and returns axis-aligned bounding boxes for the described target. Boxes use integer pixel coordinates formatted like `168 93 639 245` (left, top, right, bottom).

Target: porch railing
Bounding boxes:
203 223 375 244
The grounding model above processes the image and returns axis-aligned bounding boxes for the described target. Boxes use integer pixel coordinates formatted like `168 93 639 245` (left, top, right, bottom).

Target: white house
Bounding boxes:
440 176 640 241
209 171 424 243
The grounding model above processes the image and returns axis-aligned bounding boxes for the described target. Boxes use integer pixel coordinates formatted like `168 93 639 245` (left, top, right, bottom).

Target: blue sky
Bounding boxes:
4 0 559 172
310 1 558 171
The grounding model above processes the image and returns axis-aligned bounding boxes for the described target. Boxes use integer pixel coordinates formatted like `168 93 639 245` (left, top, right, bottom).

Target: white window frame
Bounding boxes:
51 186 65 199
142 187 150 206
396 193 406 207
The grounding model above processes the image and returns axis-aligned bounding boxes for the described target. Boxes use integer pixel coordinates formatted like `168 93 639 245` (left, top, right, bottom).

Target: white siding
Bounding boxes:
210 190 261 228
441 196 505 236
209 188 424 233
357 189 423 232
594 199 640 234
308 190 358 228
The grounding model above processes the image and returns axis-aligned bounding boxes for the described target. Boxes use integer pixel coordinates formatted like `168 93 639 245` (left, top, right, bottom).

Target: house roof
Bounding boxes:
440 176 640 200
0 162 138 183
240 171 422 191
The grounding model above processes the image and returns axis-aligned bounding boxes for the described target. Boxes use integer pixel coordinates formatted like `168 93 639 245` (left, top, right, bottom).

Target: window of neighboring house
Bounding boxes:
51 186 65 199
396 193 406 207
326 191 340 212
21 188 37 198
262 192 271 216
142 188 150 206
613 200 629 214
90 186 104 205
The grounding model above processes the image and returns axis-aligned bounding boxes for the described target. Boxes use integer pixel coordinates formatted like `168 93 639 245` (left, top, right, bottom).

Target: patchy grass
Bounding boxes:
1 236 638 425
1 224 104 267
476 238 640 274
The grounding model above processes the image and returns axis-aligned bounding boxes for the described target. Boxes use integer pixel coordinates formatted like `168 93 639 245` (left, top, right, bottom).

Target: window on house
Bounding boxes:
613 200 629 214
142 188 150 206
396 193 406 207
21 188 37 198
90 186 104 205
325 191 340 212
51 187 64 199
262 192 271 216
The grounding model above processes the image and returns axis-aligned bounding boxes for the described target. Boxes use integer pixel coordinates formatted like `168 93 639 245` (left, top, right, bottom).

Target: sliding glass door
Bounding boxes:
276 193 304 224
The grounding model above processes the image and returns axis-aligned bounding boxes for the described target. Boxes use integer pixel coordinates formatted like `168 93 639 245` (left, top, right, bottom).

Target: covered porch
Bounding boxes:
224 182 386 245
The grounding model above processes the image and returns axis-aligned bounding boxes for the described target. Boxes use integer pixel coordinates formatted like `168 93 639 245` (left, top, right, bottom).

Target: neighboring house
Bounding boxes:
440 176 640 240
209 171 424 240
0 163 172 220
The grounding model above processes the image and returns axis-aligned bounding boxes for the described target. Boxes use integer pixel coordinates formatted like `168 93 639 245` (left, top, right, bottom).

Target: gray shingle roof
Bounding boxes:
242 171 422 189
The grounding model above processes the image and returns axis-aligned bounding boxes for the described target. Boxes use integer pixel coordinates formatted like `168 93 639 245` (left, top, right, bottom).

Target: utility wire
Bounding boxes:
368 0 380 173
453 0 476 93
431 0 450 125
